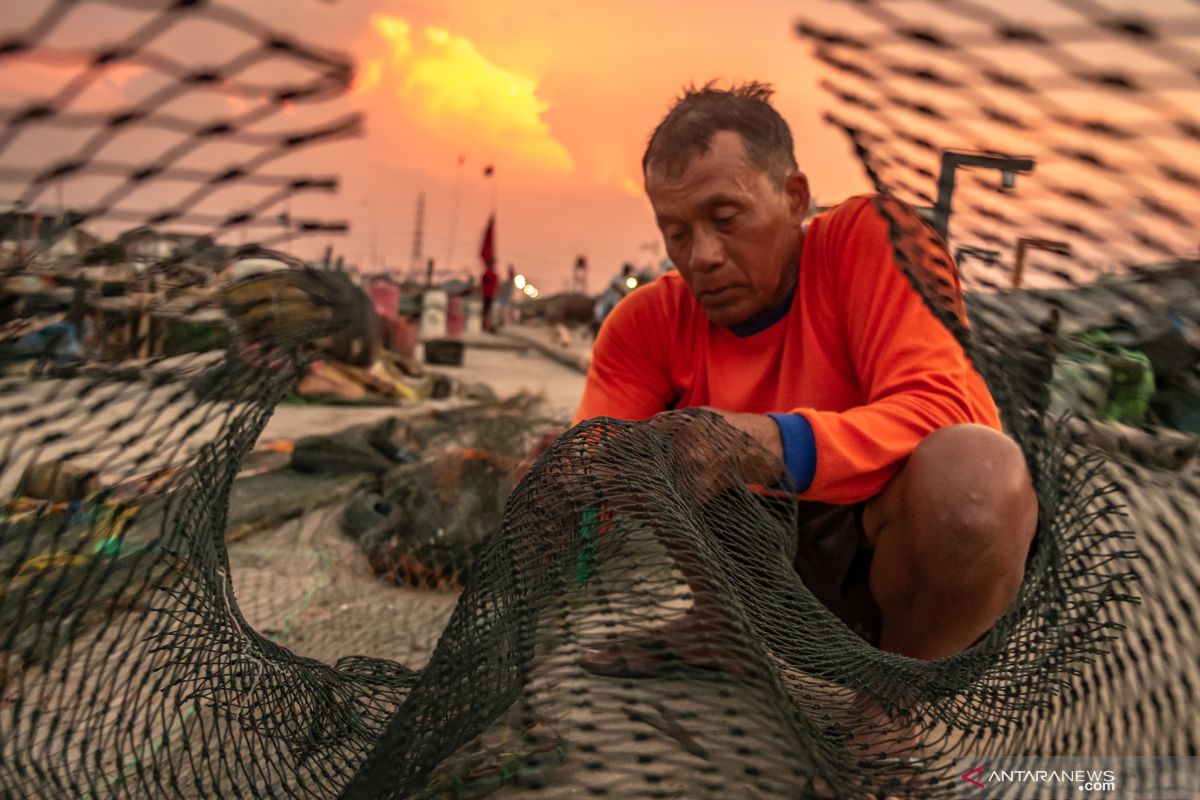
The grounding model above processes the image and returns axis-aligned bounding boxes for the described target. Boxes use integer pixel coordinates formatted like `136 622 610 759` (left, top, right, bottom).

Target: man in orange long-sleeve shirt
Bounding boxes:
538 82 1038 669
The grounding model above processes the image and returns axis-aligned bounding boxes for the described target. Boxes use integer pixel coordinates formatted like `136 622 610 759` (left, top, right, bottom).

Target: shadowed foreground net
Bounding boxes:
3 1 1200 799
0 355 1141 798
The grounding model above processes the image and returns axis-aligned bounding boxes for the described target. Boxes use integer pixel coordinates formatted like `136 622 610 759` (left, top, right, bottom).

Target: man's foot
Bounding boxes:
579 612 758 679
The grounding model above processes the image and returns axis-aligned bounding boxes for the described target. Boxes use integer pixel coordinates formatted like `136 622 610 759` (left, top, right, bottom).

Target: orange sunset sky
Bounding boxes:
5 0 1197 293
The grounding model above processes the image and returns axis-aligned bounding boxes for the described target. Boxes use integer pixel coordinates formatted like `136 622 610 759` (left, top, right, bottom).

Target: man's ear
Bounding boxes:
784 172 811 224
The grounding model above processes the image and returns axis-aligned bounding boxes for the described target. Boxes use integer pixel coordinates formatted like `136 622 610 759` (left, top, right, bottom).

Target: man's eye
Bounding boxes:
714 214 736 226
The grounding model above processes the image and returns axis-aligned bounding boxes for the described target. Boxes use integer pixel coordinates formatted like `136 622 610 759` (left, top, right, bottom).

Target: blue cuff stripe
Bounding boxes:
767 413 817 492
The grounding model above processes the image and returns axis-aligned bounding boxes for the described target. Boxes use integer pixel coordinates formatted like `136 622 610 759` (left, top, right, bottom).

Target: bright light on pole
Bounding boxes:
625 276 638 290
514 273 527 290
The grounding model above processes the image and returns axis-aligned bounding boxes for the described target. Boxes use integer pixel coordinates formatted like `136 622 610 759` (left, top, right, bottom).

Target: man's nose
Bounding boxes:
689 226 723 271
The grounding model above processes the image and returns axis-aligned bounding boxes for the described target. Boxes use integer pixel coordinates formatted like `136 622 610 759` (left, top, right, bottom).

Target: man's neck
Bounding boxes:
726 234 803 338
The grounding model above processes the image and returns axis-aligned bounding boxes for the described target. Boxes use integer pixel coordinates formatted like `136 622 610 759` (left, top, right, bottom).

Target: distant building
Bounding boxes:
0 202 101 258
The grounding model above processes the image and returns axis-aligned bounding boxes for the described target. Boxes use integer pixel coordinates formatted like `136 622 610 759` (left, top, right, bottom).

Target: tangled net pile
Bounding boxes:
2 1 1199 798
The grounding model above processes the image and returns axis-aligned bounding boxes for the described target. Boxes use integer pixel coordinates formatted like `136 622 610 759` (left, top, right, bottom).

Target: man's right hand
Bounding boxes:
645 409 787 499
510 426 568 490
509 413 784 497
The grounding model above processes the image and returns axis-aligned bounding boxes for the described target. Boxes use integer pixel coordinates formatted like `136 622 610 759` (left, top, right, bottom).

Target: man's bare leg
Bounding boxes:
862 424 1039 661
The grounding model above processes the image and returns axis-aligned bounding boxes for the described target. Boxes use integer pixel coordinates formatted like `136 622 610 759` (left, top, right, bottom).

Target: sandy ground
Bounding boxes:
420 341 586 420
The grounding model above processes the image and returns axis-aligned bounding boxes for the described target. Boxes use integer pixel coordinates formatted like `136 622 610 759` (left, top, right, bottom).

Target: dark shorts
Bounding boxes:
792 501 882 645
794 500 1040 647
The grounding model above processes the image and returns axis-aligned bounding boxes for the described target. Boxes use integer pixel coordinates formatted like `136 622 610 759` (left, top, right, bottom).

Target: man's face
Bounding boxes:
646 130 809 327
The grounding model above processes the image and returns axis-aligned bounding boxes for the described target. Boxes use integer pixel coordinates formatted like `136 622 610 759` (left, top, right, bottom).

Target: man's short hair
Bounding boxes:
642 81 798 186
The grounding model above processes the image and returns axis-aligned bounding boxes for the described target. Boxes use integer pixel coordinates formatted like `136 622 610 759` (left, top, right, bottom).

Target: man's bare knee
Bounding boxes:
898 425 1037 589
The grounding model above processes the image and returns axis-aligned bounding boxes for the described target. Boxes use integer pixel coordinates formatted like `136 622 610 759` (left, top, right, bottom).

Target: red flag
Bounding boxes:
479 214 495 267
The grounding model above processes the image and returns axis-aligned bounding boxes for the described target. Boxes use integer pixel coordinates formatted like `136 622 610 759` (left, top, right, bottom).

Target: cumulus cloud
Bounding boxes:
363 15 573 174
